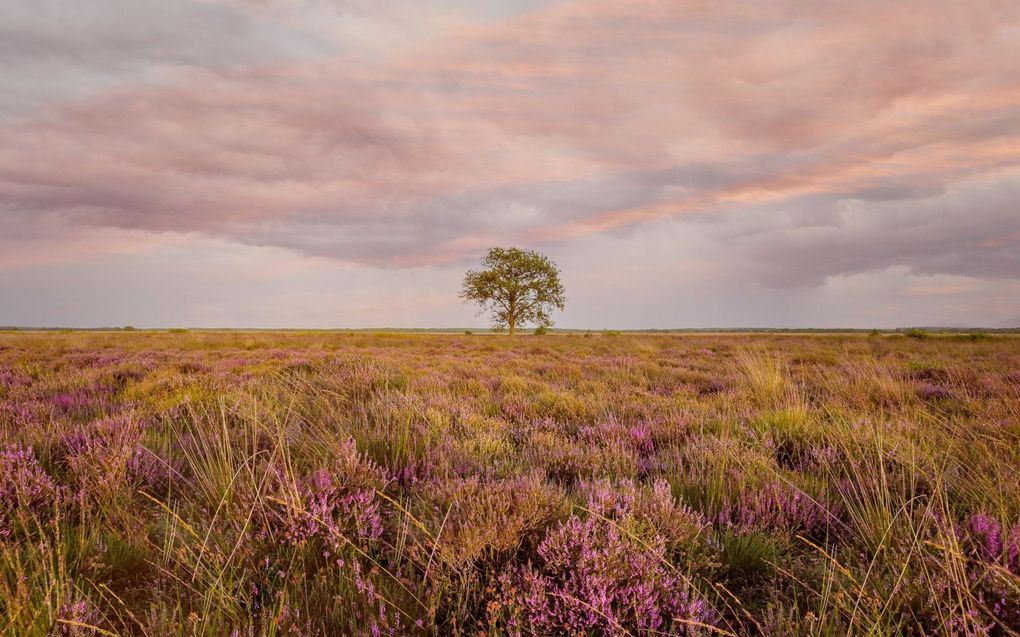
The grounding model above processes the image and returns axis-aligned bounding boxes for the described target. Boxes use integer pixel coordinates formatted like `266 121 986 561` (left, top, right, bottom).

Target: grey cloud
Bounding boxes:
0 0 329 120
719 178 1020 287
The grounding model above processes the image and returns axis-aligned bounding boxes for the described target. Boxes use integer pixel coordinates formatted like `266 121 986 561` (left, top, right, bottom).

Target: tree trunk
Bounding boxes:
508 297 516 336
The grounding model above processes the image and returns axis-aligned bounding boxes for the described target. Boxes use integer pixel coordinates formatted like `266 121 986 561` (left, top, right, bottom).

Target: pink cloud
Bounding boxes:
1 0 1019 271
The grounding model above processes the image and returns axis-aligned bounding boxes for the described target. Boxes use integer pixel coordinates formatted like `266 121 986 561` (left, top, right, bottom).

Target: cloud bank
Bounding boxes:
2 0 1019 326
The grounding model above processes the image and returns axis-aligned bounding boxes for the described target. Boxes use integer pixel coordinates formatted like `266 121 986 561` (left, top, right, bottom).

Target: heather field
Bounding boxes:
1 331 1019 637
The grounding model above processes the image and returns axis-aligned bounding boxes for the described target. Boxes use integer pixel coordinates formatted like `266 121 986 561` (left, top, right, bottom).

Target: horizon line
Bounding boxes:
2 326 1017 333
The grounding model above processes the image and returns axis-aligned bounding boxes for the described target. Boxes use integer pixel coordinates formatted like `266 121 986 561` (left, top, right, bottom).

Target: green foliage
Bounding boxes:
533 325 549 336
957 330 990 341
718 530 785 578
100 534 151 586
460 247 566 336
903 328 928 339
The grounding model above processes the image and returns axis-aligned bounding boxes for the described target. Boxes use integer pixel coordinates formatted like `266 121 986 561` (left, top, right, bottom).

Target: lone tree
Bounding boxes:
460 247 566 336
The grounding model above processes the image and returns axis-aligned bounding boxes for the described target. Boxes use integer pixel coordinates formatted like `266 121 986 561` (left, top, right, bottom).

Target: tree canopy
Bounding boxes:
460 247 566 336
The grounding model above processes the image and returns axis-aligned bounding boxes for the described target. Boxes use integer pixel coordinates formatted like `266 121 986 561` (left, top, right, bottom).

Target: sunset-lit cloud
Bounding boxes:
2 0 1019 327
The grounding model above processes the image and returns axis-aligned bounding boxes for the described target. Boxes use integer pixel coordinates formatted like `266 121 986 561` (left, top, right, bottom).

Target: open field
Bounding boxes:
1 331 1019 636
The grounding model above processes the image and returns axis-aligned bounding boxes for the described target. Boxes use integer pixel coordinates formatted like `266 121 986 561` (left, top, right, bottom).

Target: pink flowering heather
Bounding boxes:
61 415 143 499
0 368 30 389
0 400 46 429
627 422 656 456
57 597 102 636
125 445 177 493
350 557 406 637
580 478 638 518
1010 526 1020 574
717 481 839 538
284 439 387 550
66 351 128 368
964 514 1005 562
286 468 383 547
578 420 657 456
51 391 92 414
494 512 716 635
50 385 118 421
954 513 1020 628
791 444 838 472
272 441 405 636
915 381 953 401
1 443 57 528
493 478 715 635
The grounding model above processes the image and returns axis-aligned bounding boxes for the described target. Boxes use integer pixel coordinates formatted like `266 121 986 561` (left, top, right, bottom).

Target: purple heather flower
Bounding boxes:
949 513 1020 628
916 381 952 401
717 481 838 537
628 422 655 455
61 415 143 496
0 443 57 516
284 444 386 553
966 514 1003 562
0 368 30 389
58 597 101 636
495 507 717 635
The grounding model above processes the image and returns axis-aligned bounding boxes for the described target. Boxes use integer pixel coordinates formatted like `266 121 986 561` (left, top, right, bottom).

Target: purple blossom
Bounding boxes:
58 597 101 636
283 441 387 552
50 385 116 419
66 351 127 368
628 422 655 455
1 443 57 518
577 419 656 463
966 514 1003 562
286 469 383 546
1008 525 1020 573
960 513 1020 573
949 513 1020 628
495 512 717 635
718 481 839 537
125 445 179 493
915 381 952 401
61 415 143 496
0 368 30 389
791 444 838 472
581 478 636 519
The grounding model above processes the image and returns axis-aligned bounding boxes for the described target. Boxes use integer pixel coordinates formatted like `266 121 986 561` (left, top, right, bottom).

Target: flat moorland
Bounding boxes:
1 331 1018 636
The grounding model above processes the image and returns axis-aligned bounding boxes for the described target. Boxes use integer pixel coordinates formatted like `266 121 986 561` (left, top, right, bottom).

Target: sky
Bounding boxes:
2 0 1020 329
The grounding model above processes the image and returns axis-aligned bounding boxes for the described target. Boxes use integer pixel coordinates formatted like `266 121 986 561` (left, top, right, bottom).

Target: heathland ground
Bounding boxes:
1 331 1018 635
